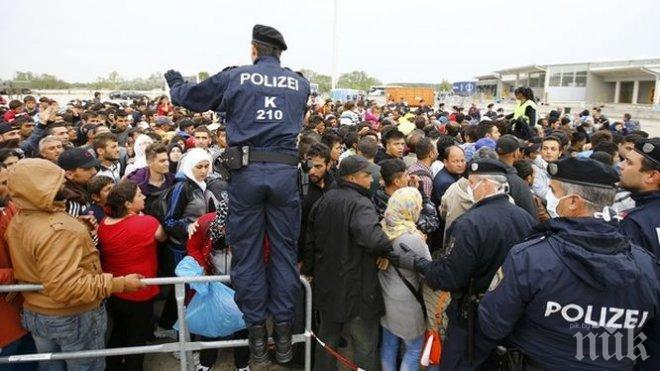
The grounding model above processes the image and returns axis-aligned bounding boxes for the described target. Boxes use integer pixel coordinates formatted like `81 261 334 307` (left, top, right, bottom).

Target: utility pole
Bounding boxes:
331 0 338 90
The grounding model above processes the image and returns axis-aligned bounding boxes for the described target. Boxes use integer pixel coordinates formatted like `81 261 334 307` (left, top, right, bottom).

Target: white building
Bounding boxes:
475 58 660 106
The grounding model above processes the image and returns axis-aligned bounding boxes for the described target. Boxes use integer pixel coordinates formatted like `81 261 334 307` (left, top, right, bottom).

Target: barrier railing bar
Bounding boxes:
0 276 313 371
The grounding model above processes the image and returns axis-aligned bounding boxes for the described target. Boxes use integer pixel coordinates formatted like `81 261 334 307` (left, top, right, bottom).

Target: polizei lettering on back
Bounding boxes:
239 73 299 91
544 301 649 329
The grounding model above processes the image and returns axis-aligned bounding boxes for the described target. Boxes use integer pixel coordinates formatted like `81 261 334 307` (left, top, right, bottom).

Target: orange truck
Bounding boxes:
386 87 435 107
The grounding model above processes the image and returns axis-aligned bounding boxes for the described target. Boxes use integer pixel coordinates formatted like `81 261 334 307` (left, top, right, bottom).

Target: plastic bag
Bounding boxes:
173 257 246 338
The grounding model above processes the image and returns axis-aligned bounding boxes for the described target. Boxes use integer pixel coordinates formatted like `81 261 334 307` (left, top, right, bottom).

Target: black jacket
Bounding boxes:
503 164 539 222
304 179 392 323
299 172 334 262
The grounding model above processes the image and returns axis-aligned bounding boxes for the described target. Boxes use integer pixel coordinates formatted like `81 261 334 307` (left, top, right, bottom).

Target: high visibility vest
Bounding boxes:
513 99 537 124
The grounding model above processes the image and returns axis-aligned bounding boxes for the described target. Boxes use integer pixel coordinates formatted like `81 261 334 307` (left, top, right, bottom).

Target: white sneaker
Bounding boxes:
236 367 250 371
153 326 178 340
196 366 213 371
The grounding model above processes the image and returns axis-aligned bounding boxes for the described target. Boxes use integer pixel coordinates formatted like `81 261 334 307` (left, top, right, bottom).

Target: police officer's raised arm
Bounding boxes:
164 69 230 113
478 249 531 341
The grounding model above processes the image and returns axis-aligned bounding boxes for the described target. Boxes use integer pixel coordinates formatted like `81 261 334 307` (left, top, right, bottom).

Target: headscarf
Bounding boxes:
132 134 154 169
179 148 212 191
381 187 423 240
167 143 183 174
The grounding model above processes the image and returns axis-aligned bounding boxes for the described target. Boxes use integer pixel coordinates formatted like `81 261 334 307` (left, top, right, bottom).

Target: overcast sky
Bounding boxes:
2 0 659 84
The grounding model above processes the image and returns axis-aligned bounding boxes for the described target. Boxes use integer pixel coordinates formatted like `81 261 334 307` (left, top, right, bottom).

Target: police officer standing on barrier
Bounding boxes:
619 137 660 257
164 24 310 365
391 158 536 370
478 157 660 370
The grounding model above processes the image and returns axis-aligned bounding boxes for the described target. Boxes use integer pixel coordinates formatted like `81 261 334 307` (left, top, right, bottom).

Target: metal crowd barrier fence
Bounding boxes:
0 275 313 371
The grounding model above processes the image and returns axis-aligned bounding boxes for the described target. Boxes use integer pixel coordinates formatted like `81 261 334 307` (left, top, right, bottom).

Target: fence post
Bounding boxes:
174 282 193 371
302 278 312 371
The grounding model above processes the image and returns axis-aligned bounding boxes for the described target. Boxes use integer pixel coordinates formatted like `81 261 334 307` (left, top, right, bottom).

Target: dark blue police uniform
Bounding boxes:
416 193 536 370
620 191 660 258
167 53 310 327
479 218 660 370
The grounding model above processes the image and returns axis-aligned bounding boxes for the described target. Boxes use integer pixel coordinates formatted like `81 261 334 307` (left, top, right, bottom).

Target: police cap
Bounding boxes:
252 24 287 51
633 137 660 167
468 158 508 175
547 157 619 189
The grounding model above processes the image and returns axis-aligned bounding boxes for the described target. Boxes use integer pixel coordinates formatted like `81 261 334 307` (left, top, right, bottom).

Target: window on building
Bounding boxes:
549 73 561 87
538 72 546 87
529 73 540 88
561 71 575 87
575 71 587 87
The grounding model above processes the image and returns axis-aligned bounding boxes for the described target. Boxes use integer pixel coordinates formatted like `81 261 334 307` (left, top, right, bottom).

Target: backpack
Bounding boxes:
410 170 441 234
144 181 186 224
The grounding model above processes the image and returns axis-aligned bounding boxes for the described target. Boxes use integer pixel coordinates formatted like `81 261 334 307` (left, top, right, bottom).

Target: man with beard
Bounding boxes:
111 110 131 147
58 147 99 218
93 133 123 183
0 122 22 149
299 142 334 276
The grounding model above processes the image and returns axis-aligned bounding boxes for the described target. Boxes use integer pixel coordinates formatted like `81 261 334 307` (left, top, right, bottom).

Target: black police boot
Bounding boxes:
273 322 293 363
248 324 269 365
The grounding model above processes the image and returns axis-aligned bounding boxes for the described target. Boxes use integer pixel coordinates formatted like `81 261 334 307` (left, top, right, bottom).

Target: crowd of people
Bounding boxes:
0 78 659 370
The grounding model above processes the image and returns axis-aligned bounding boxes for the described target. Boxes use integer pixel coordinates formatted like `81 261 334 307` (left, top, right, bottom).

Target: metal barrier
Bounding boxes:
0 275 312 371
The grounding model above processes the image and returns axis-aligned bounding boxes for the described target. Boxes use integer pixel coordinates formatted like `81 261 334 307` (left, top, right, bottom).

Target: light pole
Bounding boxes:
331 0 338 90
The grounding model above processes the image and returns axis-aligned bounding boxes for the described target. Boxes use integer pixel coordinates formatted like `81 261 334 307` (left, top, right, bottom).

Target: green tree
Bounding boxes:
439 79 452 92
337 71 381 91
299 69 332 93
198 71 210 81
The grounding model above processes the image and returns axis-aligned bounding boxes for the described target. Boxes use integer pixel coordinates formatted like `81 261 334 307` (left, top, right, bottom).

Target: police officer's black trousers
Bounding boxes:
226 163 301 326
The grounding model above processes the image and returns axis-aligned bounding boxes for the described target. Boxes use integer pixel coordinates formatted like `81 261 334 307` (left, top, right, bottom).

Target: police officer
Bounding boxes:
392 158 536 370
478 157 660 370
619 137 660 257
164 24 310 364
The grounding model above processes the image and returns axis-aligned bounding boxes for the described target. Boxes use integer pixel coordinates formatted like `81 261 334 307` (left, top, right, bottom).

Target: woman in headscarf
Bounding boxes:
167 143 183 175
379 187 431 371
156 148 218 333
124 134 154 175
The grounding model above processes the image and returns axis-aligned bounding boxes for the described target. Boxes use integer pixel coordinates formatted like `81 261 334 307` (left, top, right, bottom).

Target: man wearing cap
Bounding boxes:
496 135 538 220
619 137 660 257
305 155 392 370
478 157 660 370
164 24 309 363
392 158 536 370
58 147 100 218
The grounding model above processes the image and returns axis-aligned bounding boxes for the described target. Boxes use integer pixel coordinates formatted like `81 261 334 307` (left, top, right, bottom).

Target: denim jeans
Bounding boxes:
314 314 379 371
0 333 38 371
21 305 107 371
380 327 423 371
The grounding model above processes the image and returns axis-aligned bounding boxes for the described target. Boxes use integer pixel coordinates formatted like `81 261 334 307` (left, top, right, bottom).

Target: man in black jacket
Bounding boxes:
304 155 392 371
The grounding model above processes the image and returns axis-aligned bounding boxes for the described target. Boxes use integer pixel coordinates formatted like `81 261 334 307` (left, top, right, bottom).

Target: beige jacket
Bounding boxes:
7 159 125 316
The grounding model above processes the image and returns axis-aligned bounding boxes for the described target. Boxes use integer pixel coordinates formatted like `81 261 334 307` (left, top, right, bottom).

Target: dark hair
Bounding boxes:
343 131 359 149
476 123 495 139
640 157 660 172
309 115 324 126
379 159 407 186
590 151 614 166
514 87 535 102
105 180 139 218
382 129 405 147
571 131 587 143
590 130 613 147
145 142 168 161
592 141 618 158
357 136 378 160
415 137 435 160
178 119 195 131
306 142 331 164
513 159 534 180
542 135 562 147
88 175 114 196
253 42 282 59
0 148 22 163
92 132 118 153
9 100 23 110
193 126 211 136
436 135 457 161
321 132 342 149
